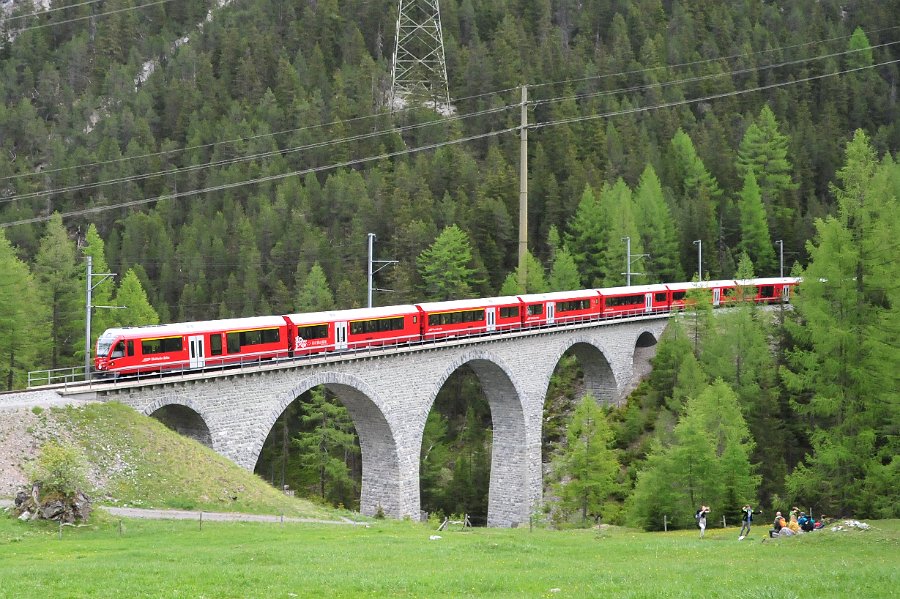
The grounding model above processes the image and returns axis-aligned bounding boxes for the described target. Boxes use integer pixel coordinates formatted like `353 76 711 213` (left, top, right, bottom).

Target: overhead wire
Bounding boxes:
531 58 900 130
0 102 519 204
3 25 893 185
3 0 109 21
0 126 519 227
4 56 895 228
3 0 178 33
528 24 900 91
4 37 895 204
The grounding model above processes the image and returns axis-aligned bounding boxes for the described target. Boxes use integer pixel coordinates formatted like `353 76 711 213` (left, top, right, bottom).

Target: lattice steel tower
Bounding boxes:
390 0 451 113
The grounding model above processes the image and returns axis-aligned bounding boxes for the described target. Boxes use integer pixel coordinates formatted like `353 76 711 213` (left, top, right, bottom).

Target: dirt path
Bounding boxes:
1 500 364 525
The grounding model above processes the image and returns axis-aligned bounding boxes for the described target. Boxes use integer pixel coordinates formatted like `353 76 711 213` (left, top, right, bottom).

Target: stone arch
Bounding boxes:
547 337 619 405
255 371 408 519
426 350 529 527
632 330 659 383
142 398 213 449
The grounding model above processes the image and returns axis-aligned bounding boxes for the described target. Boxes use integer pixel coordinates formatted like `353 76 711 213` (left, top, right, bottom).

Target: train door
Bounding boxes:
645 293 653 313
712 288 721 307
547 302 556 324
335 321 348 350
188 335 205 369
782 285 791 303
486 308 496 332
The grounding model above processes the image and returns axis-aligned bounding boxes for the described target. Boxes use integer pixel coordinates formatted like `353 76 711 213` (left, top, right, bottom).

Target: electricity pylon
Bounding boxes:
389 0 451 114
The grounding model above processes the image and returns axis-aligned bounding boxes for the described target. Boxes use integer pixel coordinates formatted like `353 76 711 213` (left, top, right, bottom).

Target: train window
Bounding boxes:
672 291 686 301
558 299 591 312
261 328 280 344
350 317 404 335
111 341 125 358
209 334 222 356
142 337 183 355
500 306 519 319
428 310 484 326
760 286 775 298
235 328 281 347
605 295 644 307
226 332 240 353
722 288 737 297
127 340 135 356
296 324 328 340
655 293 667 303
527 304 543 316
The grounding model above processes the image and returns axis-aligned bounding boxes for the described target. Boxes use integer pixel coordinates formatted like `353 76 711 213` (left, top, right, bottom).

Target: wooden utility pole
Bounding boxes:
517 85 528 291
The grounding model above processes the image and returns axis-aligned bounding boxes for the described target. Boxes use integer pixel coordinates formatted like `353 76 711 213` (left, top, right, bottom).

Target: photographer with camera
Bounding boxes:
695 505 711 538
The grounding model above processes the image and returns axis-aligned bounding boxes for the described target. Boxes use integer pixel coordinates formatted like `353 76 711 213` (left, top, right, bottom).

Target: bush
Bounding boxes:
28 441 88 497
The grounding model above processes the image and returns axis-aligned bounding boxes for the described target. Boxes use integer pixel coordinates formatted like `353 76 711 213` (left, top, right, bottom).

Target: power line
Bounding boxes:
0 102 517 204
4 0 177 33
0 127 518 227
530 40 900 109
531 58 900 130
3 26 891 185
5 38 892 205
2 58 895 228
529 24 900 92
4 0 108 21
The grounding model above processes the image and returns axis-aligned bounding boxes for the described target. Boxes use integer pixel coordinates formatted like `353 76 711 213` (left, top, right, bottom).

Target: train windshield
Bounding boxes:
95 332 118 356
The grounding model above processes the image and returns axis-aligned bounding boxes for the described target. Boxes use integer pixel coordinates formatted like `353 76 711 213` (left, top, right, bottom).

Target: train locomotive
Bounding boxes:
93 277 798 377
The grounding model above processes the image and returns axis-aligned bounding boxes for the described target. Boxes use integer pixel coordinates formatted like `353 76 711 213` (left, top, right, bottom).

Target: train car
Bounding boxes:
684 279 740 307
735 277 799 304
599 283 672 317
94 315 290 376
416 296 522 341
516 289 603 327
285 305 420 354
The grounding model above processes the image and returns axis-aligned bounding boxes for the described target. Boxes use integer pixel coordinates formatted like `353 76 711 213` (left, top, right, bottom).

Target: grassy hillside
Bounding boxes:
36 402 344 519
0 516 896 597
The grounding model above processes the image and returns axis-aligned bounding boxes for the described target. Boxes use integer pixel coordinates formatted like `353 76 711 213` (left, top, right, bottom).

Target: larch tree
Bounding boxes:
548 246 583 291
565 185 605 286
737 172 776 276
0 231 39 389
669 129 722 277
498 249 549 295
783 131 899 518
551 393 622 525
634 164 683 283
33 214 83 370
736 105 797 249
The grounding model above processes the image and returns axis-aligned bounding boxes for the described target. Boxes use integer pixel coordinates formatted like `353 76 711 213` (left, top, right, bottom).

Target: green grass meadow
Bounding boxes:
1 516 896 598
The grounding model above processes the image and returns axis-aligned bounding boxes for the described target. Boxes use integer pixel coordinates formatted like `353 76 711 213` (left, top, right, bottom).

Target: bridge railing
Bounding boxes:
27 366 89 388
27 307 674 389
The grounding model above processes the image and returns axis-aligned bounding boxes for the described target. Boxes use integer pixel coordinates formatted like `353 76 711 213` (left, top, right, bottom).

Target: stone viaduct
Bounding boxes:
65 315 668 527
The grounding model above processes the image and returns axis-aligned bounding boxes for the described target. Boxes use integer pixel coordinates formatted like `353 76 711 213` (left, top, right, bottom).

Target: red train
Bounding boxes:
93 277 799 377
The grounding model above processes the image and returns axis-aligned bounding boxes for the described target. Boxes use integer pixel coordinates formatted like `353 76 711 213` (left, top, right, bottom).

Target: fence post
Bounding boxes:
663 515 667 532
722 515 726 528
200 511 203 530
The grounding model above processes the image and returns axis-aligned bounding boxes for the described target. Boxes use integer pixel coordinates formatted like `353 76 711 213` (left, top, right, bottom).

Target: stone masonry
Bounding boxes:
61 316 668 527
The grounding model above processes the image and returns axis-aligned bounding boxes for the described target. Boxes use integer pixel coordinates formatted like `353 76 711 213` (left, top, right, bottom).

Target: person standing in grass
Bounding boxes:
738 505 759 540
695 505 710 538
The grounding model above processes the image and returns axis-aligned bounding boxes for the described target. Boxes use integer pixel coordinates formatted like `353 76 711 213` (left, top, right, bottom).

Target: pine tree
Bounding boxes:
498 250 548 295
548 246 582 291
113 269 160 328
565 185 604 286
295 262 335 312
417 225 477 300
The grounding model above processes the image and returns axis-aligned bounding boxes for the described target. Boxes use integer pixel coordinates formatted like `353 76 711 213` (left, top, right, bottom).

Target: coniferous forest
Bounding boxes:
0 0 898 527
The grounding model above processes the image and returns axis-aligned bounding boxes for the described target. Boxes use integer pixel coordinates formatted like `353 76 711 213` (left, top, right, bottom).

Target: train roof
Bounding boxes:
517 289 601 303
598 283 671 296
736 277 800 285
689 279 738 289
415 296 523 312
285 305 419 325
98 315 288 340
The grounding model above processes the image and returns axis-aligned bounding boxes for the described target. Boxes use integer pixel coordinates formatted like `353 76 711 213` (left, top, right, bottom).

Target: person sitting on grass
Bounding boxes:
769 511 785 538
798 512 815 532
